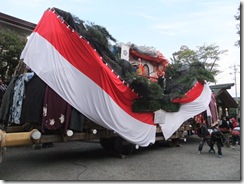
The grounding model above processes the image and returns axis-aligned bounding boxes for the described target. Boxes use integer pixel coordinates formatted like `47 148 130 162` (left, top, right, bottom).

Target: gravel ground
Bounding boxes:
0 135 241 181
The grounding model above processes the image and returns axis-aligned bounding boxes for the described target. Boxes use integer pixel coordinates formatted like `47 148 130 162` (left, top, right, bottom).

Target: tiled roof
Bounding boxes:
0 12 36 31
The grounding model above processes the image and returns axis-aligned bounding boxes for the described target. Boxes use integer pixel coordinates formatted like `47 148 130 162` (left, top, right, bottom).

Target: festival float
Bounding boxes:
0 7 217 162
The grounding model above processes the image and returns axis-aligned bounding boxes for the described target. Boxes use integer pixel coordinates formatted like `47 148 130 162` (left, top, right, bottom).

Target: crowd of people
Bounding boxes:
195 113 240 158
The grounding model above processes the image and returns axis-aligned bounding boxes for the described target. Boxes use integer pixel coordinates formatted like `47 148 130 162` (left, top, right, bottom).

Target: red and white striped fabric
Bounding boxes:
20 8 156 146
20 8 212 145
159 82 212 140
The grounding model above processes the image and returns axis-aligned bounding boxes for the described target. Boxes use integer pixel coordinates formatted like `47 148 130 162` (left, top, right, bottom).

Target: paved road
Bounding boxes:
0 135 241 181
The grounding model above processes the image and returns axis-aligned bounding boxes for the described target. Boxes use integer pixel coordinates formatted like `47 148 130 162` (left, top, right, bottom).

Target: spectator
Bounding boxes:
219 115 230 131
230 117 238 128
219 115 232 147
231 126 240 148
226 116 233 129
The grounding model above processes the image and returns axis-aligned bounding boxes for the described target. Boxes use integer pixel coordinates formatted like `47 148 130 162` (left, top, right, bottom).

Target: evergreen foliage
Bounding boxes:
129 61 215 112
126 72 163 100
132 99 180 112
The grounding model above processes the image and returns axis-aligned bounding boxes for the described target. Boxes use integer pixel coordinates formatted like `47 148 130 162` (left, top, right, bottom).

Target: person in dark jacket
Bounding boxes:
219 115 230 129
209 123 225 158
218 115 231 146
196 123 210 154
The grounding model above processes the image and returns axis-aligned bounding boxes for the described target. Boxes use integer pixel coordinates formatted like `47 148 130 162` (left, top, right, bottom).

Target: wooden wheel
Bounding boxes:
99 137 114 150
100 137 135 156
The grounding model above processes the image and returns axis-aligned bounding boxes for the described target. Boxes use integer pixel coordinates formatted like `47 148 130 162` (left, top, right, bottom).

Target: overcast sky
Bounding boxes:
0 0 241 97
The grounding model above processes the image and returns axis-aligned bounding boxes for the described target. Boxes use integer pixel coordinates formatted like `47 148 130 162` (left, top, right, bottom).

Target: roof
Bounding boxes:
0 12 36 31
119 42 169 65
215 89 238 108
210 83 238 108
209 83 234 90
130 49 168 65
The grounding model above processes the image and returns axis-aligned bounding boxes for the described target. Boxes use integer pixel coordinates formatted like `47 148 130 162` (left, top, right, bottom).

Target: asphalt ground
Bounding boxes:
0 135 241 182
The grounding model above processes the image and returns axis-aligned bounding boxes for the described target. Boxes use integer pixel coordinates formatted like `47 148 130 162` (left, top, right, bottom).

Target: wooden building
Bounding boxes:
0 12 36 35
210 83 239 120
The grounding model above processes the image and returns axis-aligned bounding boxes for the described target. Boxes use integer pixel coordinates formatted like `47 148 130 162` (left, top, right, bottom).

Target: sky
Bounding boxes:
0 0 241 97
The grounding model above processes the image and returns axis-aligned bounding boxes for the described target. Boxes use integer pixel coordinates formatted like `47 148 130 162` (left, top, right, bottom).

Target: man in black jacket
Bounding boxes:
196 123 210 154
209 123 225 158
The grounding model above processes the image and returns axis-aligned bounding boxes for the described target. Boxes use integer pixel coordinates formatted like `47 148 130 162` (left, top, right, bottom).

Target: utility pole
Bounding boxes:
234 64 237 99
230 64 240 120
230 64 239 99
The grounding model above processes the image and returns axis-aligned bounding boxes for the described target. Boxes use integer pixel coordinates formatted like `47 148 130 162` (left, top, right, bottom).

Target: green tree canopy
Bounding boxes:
171 43 227 77
0 28 26 81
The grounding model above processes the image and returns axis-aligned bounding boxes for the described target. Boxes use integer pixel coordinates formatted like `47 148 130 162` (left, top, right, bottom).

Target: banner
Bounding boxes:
20 8 212 144
120 43 130 61
20 9 156 146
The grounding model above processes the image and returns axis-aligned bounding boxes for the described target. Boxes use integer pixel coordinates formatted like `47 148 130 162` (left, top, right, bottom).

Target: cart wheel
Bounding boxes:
165 140 175 147
156 140 176 147
100 137 135 156
113 137 135 156
99 137 114 150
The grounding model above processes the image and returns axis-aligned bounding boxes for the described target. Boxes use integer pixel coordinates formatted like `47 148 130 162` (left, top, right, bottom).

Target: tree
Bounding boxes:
234 5 240 47
0 28 26 82
171 45 197 64
171 43 227 77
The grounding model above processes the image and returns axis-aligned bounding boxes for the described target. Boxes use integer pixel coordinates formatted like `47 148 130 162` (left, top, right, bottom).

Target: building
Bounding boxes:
210 83 239 120
0 12 36 35
0 12 36 81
